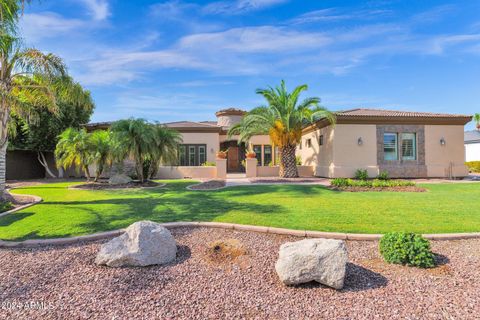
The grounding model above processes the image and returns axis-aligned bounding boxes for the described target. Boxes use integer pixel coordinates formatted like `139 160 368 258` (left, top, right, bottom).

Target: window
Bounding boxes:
319 135 324 146
306 139 312 148
178 144 207 166
264 145 272 166
384 133 398 160
274 146 280 165
299 140 302 150
199 145 206 165
401 133 416 160
253 145 262 166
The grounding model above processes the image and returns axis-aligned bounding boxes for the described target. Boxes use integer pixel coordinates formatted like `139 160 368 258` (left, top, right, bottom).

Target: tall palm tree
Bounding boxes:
0 35 67 197
110 118 155 182
89 130 112 181
55 128 93 180
229 80 335 178
147 124 182 179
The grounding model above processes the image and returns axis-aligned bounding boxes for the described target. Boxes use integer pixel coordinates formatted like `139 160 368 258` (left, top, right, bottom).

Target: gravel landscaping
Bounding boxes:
0 228 479 319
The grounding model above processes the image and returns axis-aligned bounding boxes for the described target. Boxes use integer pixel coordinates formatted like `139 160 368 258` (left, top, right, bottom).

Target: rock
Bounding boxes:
95 221 177 267
275 238 348 289
108 174 132 185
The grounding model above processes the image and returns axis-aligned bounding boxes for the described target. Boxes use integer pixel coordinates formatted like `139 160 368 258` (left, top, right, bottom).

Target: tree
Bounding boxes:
8 76 94 177
0 35 67 197
55 128 92 180
110 119 155 183
474 113 480 130
146 124 182 179
89 130 111 181
228 80 335 178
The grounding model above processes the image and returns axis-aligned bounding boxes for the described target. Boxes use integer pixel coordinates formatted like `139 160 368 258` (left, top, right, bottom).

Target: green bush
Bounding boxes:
295 156 302 165
354 169 368 180
377 170 390 180
379 232 435 268
201 161 216 167
465 161 480 173
331 178 415 188
0 201 13 213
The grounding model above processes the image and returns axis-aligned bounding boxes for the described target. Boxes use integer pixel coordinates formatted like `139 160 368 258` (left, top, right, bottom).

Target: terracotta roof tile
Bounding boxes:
337 108 471 118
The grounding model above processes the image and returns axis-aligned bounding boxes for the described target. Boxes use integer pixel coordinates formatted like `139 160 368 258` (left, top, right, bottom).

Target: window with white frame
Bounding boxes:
384 133 398 160
401 133 416 160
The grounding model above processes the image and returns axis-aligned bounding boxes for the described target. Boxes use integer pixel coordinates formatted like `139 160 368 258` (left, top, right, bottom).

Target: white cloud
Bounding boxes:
203 0 288 14
428 34 480 54
20 12 85 40
77 0 110 21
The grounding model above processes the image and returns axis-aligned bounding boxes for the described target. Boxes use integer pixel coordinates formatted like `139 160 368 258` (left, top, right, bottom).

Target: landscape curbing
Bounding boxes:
1 220 480 248
0 192 43 219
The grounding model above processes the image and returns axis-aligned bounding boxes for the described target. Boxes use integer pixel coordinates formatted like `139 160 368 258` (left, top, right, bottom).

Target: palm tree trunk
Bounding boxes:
279 144 298 178
83 165 91 181
0 100 10 200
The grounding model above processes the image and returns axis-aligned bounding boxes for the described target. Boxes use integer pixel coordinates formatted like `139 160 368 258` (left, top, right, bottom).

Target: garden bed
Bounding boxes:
188 180 226 190
0 227 478 319
329 186 427 192
71 180 162 190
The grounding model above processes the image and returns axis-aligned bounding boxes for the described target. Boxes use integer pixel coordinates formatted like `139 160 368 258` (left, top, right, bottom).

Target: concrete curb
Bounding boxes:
1 221 480 248
0 192 43 219
68 183 166 190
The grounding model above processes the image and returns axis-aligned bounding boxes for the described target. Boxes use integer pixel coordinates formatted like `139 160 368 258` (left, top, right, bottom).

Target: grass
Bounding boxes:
0 180 479 240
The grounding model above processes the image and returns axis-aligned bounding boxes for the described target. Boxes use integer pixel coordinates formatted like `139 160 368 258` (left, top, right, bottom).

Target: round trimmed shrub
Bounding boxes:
379 232 435 268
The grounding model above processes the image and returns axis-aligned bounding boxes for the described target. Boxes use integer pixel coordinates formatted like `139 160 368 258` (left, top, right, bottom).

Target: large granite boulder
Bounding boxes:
275 238 348 289
95 221 177 267
108 174 132 185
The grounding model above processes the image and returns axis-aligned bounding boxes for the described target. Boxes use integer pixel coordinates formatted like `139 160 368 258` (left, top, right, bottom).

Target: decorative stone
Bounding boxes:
95 221 177 267
275 238 348 289
108 174 132 185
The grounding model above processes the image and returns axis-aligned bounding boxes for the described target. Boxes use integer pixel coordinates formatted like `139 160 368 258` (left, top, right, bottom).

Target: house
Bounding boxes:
86 107 471 179
464 130 480 162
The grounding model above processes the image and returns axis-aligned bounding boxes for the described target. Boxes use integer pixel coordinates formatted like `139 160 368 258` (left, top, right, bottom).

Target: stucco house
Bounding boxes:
86 107 471 179
464 130 480 162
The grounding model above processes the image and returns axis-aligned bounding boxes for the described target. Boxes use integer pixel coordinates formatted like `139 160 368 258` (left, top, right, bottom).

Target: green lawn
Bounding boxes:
1 180 479 241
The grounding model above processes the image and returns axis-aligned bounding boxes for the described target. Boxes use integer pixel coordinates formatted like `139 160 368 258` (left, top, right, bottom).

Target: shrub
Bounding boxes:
379 232 435 268
377 170 390 180
354 169 368 180
202 161 216 167
0 201 13 213
465 161 480 173
331 178 415 188
295 156 302 165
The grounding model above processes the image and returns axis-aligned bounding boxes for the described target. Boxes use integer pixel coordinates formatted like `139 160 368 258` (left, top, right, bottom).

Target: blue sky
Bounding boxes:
20 0 480 128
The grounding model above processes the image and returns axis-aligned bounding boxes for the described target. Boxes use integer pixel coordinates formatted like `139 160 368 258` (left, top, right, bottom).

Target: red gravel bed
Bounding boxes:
189 180 226 190
0 228 479 319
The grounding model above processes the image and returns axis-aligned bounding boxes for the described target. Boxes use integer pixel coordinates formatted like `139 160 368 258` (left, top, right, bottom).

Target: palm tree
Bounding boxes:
0 35 67 197
55 128 93 180
229 80 335 178
89 130 112 181
110 118 155 182
146 124 182 179
474 113 480 130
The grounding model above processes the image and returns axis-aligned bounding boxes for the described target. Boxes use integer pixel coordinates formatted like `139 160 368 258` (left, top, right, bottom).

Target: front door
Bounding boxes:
227 146 240 172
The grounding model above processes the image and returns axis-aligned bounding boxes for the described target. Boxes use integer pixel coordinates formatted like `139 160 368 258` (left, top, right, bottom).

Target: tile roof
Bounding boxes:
337 108 471 118
465 130 480 143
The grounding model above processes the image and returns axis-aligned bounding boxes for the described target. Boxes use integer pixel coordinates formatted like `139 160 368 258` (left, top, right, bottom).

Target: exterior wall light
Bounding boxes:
357 137 363 146
440 138 446 146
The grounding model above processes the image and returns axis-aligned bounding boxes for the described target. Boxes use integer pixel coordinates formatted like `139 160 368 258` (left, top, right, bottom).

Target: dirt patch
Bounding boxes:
205 239 247 264
71 180 162 190
189 180 226 190
329 186 427 192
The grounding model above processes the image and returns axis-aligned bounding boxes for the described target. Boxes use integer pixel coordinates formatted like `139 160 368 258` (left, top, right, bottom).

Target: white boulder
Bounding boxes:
108 174 132 185
275 238 348 289
95 221 177 267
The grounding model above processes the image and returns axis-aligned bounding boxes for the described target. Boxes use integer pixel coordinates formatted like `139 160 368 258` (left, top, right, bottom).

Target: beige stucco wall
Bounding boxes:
331 124 379 178
256 165 314 177
297 126 334 177
424 125 468 178
180 132 219 162
156 166 217 179
216 115 243 127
